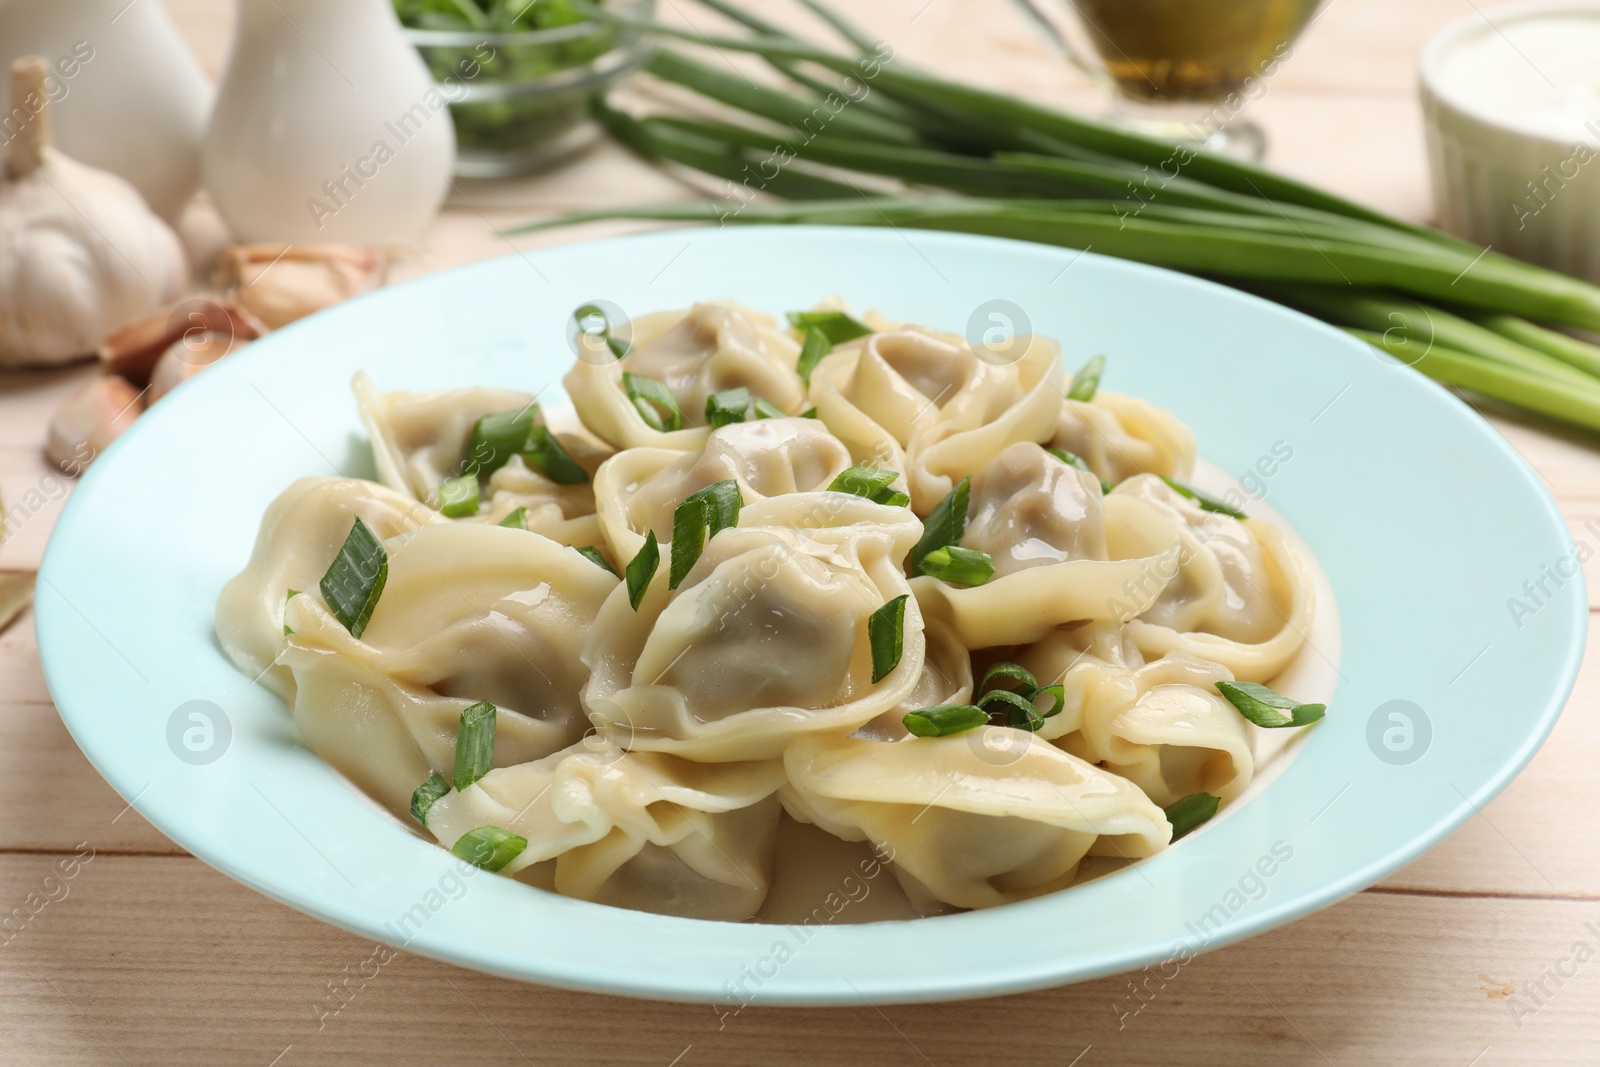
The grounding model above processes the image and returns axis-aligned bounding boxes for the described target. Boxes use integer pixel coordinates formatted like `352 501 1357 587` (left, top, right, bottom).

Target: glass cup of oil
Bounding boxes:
1020 0 1324 159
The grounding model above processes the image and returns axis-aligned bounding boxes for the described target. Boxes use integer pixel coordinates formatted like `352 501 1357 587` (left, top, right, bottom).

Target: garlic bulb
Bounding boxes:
0 57 188 368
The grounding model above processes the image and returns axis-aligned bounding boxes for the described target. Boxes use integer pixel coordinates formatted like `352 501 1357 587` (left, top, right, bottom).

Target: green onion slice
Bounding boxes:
467 406 537 477
451 826 528 872
453 701 497 790
868 594 909 683
799 407 819 419
574 303 630 359
705 387 751 429
625 530 659 610
623 372 683 432
796 327 833 385
498 507 528 530
523 425 589 485
319 517 388 639
828 465 909 507
978 661 1038 695
668 480 743 588
1067 354 1105 402
909 477 971 576
410 771 450 825
1034 683 1066 719
438 474 480 517
576 545 617 576
1161 476 1247 519
787 310 872 345
1164 793 1221 840
903 703 989 738
977 687 1043 731
686 478 743 536
669 496 710 590
918 545 995 586
1216 681 1326 728
752 397 786 419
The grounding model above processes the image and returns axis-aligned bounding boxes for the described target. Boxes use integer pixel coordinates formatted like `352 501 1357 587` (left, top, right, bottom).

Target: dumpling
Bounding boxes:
215 476 442 700
1112 474 1314 682
1015 621 1255 806
279 522 618 814
423 744 785 921
1050 391 1196 486
593 417 855 561
907 333 1065 511
961 441 1107 579
808 329 1063 512
563 302 805 451
912 445 1187 648
782 731 1171 912
583 493 926 761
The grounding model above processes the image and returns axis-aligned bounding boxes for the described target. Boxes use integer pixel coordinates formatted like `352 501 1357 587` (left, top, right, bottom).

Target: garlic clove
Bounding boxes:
220 243 385 329
99 296 266 386
147 331 244 405
0 571 36 637
46 375 145 474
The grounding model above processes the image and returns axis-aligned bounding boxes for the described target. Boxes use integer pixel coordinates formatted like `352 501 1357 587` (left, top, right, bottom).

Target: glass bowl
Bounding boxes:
403 0 655 178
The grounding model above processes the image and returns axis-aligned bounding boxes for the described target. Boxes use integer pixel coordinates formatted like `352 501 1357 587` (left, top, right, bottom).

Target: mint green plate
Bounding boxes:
36 227 1585 1004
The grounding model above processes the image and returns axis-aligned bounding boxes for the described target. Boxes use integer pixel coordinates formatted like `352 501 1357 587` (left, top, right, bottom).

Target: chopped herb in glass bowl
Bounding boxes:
395 0 655 177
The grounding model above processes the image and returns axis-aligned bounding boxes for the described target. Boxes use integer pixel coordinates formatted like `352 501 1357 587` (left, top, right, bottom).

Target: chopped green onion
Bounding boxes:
1217 681 1326 729
787 310 872 345
451 826 528 872
1161 476 1247 519
523 425 589 484
903 703 989 738
669 496 710 589
918 545 995 586
625 530 660 610
705 387 751 429
1034 683 1065 719
467 406 537 477
976 687 1043 731
1164 793 1221 840
623 372 683 432
574 303 630 359
410 771 450 825
669 479 743 588
828 465 909 507
1045 447 1113 494
796 327 832 385
868 594 909 683
685 478 743 536
752 397 786 419
909 477 971 576
453 701 497 790
498 507 528 530
1067 355 1105 402
978 661 1038 694
319 517 387 639
282 588 300 636
438 474 480 517
799 407 819 419
576 545 618 576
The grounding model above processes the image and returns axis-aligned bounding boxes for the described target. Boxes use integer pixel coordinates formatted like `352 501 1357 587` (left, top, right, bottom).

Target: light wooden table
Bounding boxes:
3 1 1598 1063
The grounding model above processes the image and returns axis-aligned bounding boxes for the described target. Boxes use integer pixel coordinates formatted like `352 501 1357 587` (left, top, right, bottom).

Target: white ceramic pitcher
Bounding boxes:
0 0 212 221
202 0 455 244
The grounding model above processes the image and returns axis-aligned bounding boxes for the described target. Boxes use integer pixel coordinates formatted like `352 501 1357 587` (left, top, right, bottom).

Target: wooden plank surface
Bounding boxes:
1 0 1596 1062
